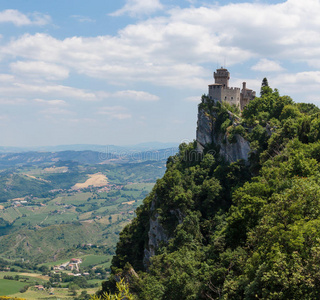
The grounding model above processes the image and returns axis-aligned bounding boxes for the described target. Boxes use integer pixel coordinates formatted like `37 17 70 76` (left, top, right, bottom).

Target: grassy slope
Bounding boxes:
0 279 31 296
0 184 153 264
0 159 166 266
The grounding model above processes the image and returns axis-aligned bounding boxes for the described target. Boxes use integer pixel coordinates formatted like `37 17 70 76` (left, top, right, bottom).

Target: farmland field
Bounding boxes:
0 278 31 296
81 254 112 268
0 149 174 298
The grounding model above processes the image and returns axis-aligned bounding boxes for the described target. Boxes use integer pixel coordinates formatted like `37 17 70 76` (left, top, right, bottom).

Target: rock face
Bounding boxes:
143 196 184 268
143 197 168 268
143 102 251 269
196 106 251 163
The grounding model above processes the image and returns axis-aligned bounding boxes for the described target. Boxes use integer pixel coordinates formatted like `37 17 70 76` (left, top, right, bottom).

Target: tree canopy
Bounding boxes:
100 84 320 299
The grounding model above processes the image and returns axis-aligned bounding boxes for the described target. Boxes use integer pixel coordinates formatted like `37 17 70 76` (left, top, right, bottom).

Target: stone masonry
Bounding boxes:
208 67 256 109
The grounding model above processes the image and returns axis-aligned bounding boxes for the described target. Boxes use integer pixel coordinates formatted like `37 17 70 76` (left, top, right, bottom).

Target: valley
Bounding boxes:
0 149 171 299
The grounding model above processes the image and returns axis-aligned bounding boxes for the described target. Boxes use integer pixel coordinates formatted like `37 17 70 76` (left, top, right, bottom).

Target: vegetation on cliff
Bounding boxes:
100 83 320 299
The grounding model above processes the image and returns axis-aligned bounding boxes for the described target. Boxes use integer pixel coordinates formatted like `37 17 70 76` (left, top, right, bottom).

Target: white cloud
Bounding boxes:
0 79 97 102
113 90 159 101
251 59 284 72
110 0 163 17
31 12 52 26
11 61 69 80
97 106 132 120
0 9 51 26
33 99 68 106
15 83 97 100
98 90 159 101
0 32 211 89
0 98 27 105
0 74 14 82
1 0 320 95
273 71 320 94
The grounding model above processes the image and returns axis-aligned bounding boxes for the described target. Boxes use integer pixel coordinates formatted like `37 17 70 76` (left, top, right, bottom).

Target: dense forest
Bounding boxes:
98 81 320 299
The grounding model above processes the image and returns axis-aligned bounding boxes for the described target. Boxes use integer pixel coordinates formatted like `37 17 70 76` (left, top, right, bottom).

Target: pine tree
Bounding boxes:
260 77 269 96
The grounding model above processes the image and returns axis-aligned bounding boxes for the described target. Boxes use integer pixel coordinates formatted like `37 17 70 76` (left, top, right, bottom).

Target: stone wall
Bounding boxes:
208 68 255 109
208 84 222 100
221 87 241 107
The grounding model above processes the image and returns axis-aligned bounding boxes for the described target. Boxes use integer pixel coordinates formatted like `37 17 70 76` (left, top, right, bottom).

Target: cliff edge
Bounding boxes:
196 97 251 163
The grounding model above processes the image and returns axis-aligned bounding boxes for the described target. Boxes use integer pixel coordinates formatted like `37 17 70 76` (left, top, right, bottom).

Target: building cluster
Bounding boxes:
53 258 83 272
208 67 256 110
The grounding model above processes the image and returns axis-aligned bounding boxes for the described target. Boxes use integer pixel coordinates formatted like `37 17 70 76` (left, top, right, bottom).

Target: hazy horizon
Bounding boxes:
0 141 180 151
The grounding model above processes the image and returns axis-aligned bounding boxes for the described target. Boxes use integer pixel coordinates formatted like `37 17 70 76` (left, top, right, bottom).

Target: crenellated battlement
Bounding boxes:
208 67 255 110
226 87 240 91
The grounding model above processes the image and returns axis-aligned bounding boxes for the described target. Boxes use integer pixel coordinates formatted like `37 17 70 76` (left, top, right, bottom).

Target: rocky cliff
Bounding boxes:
142 101 251 267
104 85 320 300
143 196 168 268
196 104 251 163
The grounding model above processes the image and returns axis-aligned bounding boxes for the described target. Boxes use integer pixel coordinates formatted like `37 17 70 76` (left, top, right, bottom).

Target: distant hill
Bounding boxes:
0 158 167 263
0 147 178 169
0 142 179 153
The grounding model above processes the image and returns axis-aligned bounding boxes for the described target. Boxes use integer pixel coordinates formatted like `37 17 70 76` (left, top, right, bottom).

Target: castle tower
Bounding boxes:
214 67 230 88
240 81 256 110
208 67 241 107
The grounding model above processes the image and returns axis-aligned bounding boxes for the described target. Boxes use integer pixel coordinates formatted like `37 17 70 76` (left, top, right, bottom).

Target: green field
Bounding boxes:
9 287 100 300
10 287 74 299
0 150 170 298
81 255 111 268
0 159 164 269
0 279 28 296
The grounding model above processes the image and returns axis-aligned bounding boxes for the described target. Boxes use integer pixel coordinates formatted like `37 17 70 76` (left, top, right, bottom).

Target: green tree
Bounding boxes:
90 279 135 300
260 77 270 96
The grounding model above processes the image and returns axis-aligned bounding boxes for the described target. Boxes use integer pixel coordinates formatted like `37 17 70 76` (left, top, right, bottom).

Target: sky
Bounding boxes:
0 0 320 147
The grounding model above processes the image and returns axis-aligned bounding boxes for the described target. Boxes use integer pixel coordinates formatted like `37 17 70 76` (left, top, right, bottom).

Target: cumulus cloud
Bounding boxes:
11 61 69 80
273 71 320 94
0 80 97 102
110 0 163 17
0 0 320 95
97 106 132 120
0 74 14 82
33 99 68 106
251 59 284 72
15 83 97 100
0 9 51 26
113 90 159 101
0 98 27 105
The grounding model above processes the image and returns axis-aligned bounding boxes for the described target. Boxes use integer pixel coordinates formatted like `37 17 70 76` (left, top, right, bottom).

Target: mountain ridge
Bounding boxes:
100 84 320 299
0 142 179 153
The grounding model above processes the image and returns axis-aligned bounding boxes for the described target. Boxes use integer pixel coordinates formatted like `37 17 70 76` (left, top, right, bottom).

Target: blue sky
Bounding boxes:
0 0 319 147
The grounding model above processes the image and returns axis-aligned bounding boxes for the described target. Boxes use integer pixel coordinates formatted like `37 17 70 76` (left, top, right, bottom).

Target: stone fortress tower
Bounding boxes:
208 67 256 110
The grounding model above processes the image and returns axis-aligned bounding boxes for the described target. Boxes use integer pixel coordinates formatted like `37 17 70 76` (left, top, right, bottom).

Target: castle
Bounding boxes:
208 67 256 110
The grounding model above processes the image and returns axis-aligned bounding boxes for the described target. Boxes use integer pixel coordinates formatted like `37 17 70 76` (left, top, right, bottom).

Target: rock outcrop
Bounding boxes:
196 105 251 163
143 101 251 268
143 197 184 268
143 197 168 268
